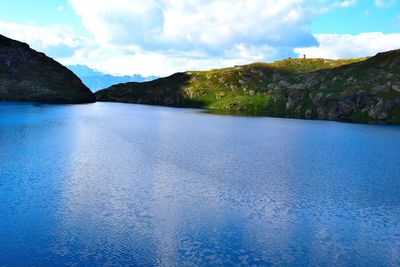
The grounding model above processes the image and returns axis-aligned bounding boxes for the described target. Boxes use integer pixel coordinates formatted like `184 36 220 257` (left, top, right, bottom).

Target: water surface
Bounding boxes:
0 102 399 266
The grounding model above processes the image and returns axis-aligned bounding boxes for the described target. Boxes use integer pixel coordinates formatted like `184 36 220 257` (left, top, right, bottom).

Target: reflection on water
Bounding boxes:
203 108 270 117
0 102 399 266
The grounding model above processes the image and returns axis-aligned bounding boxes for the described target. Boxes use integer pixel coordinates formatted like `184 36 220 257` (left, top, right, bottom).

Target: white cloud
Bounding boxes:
65 0 333 76
3 1 396 78
294 32 400 59
70 0 164 48
58 44 281 77
374 0 397 8
69 0 319 53
0 21 92 58
91 53 224 77
333 0 357 8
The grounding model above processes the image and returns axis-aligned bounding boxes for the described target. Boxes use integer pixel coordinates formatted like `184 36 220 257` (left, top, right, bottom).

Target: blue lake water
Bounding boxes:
0 102 399 266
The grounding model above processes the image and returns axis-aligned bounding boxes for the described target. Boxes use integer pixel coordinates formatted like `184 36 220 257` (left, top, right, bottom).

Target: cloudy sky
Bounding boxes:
1 0 399 76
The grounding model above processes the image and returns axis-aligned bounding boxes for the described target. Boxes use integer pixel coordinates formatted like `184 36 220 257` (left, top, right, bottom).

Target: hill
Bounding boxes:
96 50 400 124
0 35 95 103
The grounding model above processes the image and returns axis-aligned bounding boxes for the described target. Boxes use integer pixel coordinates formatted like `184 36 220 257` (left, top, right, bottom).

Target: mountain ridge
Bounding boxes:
67 65 157 91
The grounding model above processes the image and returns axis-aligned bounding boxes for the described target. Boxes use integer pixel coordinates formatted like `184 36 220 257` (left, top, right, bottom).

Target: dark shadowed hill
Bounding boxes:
96 50 400 124
0 35 95 103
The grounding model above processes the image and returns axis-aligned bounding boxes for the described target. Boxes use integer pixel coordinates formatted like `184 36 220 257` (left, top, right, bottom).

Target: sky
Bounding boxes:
0 0 399 77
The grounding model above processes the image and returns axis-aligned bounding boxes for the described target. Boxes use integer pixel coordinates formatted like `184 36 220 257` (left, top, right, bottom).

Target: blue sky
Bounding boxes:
311 1 400 34
0 0 399 76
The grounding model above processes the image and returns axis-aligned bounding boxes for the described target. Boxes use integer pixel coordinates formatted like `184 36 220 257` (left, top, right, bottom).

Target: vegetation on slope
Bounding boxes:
96 50 400 124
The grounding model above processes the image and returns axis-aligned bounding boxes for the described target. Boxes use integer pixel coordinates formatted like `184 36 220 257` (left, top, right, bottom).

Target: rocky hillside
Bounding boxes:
96 49 400 124
0 35 95 103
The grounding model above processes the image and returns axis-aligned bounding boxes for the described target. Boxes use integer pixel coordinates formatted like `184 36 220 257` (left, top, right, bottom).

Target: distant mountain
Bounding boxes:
67 65 157 92
96 49 400 124
67 64 104 77
0 34 95 103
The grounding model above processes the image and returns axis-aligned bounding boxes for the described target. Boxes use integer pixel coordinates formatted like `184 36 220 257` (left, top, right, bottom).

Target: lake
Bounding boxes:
0 102 399 266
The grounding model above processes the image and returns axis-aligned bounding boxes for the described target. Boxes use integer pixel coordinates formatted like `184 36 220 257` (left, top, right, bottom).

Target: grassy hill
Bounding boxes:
96 50 400 124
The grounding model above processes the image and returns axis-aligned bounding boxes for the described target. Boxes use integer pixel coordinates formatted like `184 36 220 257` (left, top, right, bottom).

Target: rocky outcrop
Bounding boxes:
96 49 400 124
0 35 95 103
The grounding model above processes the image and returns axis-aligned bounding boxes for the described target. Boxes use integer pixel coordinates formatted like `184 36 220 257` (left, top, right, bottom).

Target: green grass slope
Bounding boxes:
96 50 400 124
